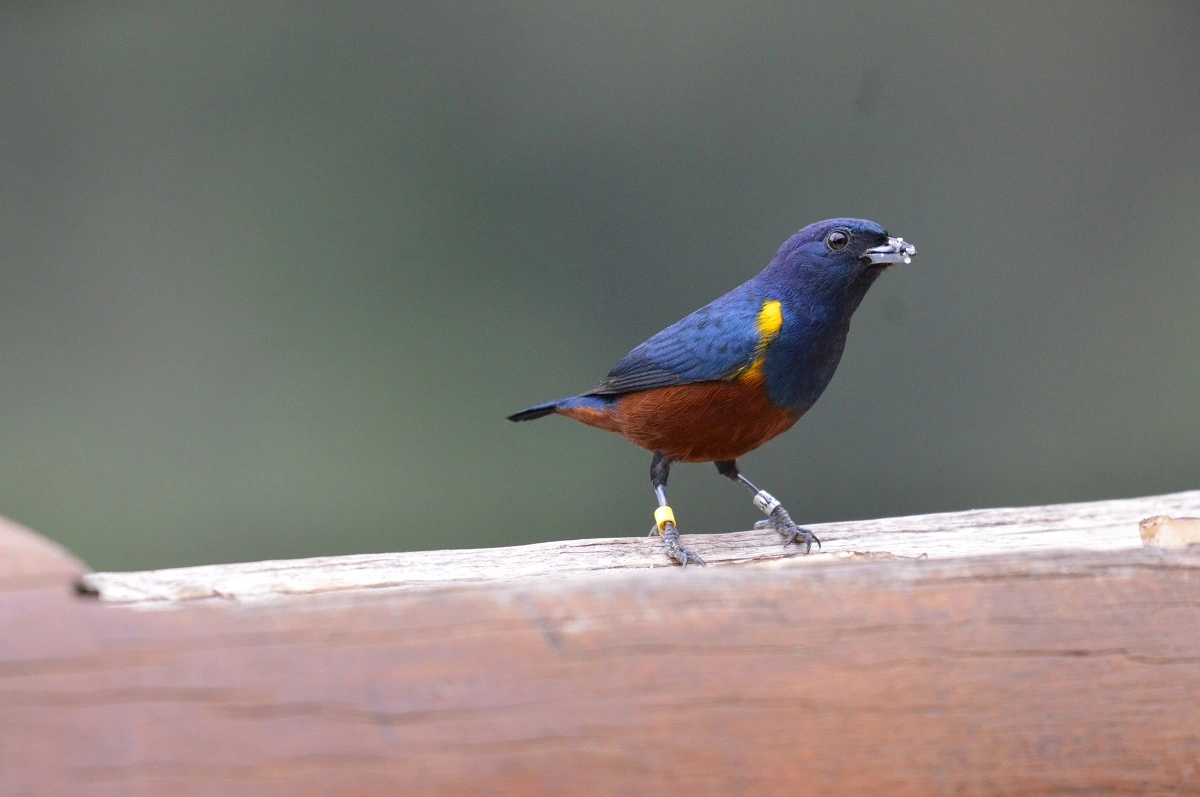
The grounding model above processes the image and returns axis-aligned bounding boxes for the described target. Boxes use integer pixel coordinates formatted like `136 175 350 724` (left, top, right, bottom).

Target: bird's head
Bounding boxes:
765 218 916 303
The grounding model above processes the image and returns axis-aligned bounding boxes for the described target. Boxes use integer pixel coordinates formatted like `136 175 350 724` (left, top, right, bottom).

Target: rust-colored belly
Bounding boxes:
610 381 801 462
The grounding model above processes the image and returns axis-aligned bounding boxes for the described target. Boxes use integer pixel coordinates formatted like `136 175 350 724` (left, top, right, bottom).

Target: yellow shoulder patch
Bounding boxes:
735 300 784 384
756 300 783 340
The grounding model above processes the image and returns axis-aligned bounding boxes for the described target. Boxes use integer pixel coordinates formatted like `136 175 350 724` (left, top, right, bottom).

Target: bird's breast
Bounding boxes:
759 303 852 413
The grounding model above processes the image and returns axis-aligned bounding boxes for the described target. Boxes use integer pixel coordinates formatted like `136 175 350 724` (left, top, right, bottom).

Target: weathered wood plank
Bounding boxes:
4 543 1200 796
1141 514 1200 548
82 490 1200 607
4 492 1200 796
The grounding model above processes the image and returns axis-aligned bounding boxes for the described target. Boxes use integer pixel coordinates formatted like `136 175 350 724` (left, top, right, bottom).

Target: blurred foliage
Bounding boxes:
1 1 1197 570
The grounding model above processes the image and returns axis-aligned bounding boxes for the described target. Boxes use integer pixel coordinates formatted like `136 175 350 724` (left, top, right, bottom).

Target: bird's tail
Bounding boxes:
506 397 568 422
507 394 620 432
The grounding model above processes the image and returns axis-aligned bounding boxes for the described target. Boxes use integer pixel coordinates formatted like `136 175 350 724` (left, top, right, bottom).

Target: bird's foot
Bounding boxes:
652 521 706 568
754 506 821 554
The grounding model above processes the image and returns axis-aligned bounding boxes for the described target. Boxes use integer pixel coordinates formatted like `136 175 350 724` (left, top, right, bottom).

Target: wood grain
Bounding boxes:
83 489 1200 607
3 492 1200 796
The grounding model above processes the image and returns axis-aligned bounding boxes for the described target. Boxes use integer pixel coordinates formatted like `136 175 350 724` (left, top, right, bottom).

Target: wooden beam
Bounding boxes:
82 489 1200 606
2 491 1199 796
0 513 87 589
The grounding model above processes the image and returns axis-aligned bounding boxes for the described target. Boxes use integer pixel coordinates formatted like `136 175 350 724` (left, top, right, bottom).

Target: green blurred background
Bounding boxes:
2 2 1197 571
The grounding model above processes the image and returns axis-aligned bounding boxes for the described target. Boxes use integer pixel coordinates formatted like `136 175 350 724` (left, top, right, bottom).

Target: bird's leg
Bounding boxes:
714 460 821 553
649 452 705 568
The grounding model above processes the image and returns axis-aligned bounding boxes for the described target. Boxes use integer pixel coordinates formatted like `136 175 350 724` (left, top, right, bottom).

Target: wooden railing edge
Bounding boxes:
72 488 1200 608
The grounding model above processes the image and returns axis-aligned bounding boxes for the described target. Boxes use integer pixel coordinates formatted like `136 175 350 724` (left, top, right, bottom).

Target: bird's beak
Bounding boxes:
862 237 916 266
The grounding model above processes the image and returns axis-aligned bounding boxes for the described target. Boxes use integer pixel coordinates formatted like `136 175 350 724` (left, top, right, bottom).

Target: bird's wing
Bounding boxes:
589 289 773 395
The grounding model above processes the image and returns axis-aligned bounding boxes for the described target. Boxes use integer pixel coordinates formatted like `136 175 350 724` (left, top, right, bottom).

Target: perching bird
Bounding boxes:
508 218 915 567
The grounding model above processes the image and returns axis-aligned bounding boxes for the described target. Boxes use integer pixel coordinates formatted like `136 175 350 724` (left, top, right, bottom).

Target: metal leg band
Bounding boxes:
752 490 781 516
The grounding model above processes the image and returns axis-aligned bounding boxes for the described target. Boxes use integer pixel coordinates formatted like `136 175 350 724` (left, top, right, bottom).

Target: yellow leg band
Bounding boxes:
654 505 676 532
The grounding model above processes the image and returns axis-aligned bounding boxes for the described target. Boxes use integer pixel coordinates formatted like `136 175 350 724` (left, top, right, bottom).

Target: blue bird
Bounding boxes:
509 219 915 566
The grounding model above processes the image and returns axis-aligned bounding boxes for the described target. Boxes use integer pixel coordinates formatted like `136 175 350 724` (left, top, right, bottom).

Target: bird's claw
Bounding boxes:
780 524 821 553
755 515 821 553
672 547 707 569
654 522 707 568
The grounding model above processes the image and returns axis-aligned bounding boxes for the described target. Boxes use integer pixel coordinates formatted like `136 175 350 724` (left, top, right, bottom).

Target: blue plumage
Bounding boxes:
508 217 916 567
584 218 894 413
591 290 765 394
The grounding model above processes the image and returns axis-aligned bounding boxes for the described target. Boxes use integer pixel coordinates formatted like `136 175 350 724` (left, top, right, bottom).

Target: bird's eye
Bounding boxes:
826 230 850 251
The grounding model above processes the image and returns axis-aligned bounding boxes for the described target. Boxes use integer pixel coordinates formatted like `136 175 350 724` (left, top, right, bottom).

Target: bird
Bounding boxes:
508 218 915 567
